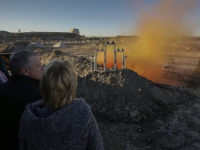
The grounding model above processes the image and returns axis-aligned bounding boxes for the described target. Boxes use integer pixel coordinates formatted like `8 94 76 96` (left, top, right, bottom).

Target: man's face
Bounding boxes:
27 55 43 80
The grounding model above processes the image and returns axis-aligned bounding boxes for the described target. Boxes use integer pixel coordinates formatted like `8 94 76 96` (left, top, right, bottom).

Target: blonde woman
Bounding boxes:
18 59 104 150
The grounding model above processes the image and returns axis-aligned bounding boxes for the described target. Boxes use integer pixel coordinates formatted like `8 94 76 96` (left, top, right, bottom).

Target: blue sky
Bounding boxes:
1 0 200 37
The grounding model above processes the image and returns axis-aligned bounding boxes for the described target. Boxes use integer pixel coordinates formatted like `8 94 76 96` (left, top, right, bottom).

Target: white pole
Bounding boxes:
122 51 124 69
104 46 106 71
90 57 93 71
95 49 97 71
114 50 116 71
125 58 126 69
91 59 93 71
124 54 127 69
125 58 127 69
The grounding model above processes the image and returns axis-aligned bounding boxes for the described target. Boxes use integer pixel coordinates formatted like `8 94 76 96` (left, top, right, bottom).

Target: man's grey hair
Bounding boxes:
9 51 38 74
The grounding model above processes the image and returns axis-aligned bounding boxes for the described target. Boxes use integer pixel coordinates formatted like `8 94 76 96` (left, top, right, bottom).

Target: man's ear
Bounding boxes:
21 68 29 76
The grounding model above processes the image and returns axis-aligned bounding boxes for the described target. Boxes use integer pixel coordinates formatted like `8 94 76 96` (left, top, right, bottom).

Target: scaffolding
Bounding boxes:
90 40 127 72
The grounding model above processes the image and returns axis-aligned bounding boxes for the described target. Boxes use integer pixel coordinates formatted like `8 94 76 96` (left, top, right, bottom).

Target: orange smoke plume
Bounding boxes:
97 0 198 82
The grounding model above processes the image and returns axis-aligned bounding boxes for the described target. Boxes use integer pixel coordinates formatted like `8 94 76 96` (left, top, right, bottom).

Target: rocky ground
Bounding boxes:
1 43 200 149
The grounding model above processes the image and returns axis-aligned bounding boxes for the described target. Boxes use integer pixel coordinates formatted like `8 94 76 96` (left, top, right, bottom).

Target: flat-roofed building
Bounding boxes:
70 28 79 35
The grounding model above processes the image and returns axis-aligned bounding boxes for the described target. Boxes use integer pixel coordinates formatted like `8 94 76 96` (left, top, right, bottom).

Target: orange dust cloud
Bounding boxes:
97 0 198 82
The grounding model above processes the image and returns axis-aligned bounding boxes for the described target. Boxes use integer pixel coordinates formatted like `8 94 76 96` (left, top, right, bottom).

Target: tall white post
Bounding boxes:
104 45 107 71
91 59 93 70
122 48 124 69
114 47 120 71
94 49 98 71
122 51 124 69
114 50 117 71
124 54 127 69
90 55 94 71
125 58 126 69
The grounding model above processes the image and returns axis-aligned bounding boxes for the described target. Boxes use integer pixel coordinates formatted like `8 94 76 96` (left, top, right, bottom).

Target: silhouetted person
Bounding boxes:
0 51 44 150
19 59 104 150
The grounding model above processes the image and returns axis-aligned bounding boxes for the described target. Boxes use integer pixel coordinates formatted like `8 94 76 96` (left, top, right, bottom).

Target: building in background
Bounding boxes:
19 29 21 33
70 28 79 35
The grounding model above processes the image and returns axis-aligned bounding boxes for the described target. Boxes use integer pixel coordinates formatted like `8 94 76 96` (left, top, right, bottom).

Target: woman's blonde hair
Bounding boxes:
40 59 77 110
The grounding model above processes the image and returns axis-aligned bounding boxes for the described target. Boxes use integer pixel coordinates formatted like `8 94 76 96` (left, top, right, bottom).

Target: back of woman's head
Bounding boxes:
40 59 77 110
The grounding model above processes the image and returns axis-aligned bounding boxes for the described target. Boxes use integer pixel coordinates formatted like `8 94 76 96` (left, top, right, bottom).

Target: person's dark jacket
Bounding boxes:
0 74 42 150
19 98 104 150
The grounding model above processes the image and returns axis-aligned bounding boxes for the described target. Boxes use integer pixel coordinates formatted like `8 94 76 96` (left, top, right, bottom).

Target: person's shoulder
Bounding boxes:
73 98 91 109
23 99 43 113
70 98 92 115
26 99 44 108
21 100 44 119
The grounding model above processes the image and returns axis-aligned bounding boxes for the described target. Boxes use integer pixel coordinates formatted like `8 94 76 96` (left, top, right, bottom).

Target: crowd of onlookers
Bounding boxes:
0 51 104 150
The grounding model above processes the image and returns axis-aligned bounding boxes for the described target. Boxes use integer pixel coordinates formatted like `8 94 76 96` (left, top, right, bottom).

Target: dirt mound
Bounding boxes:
28 41 45 48
0 44 15 53
1 44 39 53
0 44 11 53
0 31 10 37
77 70 196 122
38 50 200 149
53 42 67 48
14 41 30 46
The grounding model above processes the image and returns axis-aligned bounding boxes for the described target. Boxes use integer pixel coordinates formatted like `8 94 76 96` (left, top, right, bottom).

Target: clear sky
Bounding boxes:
1 0 200 37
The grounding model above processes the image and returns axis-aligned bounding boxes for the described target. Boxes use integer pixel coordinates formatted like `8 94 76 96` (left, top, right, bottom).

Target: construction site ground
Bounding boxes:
1 40 200 149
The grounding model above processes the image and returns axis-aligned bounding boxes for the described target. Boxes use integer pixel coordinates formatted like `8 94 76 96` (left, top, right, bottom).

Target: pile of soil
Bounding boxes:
0 44 41 53
0 44 14 53
39 50 200 150
53 42 67 48
14 41 30 46
28 41 45 48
